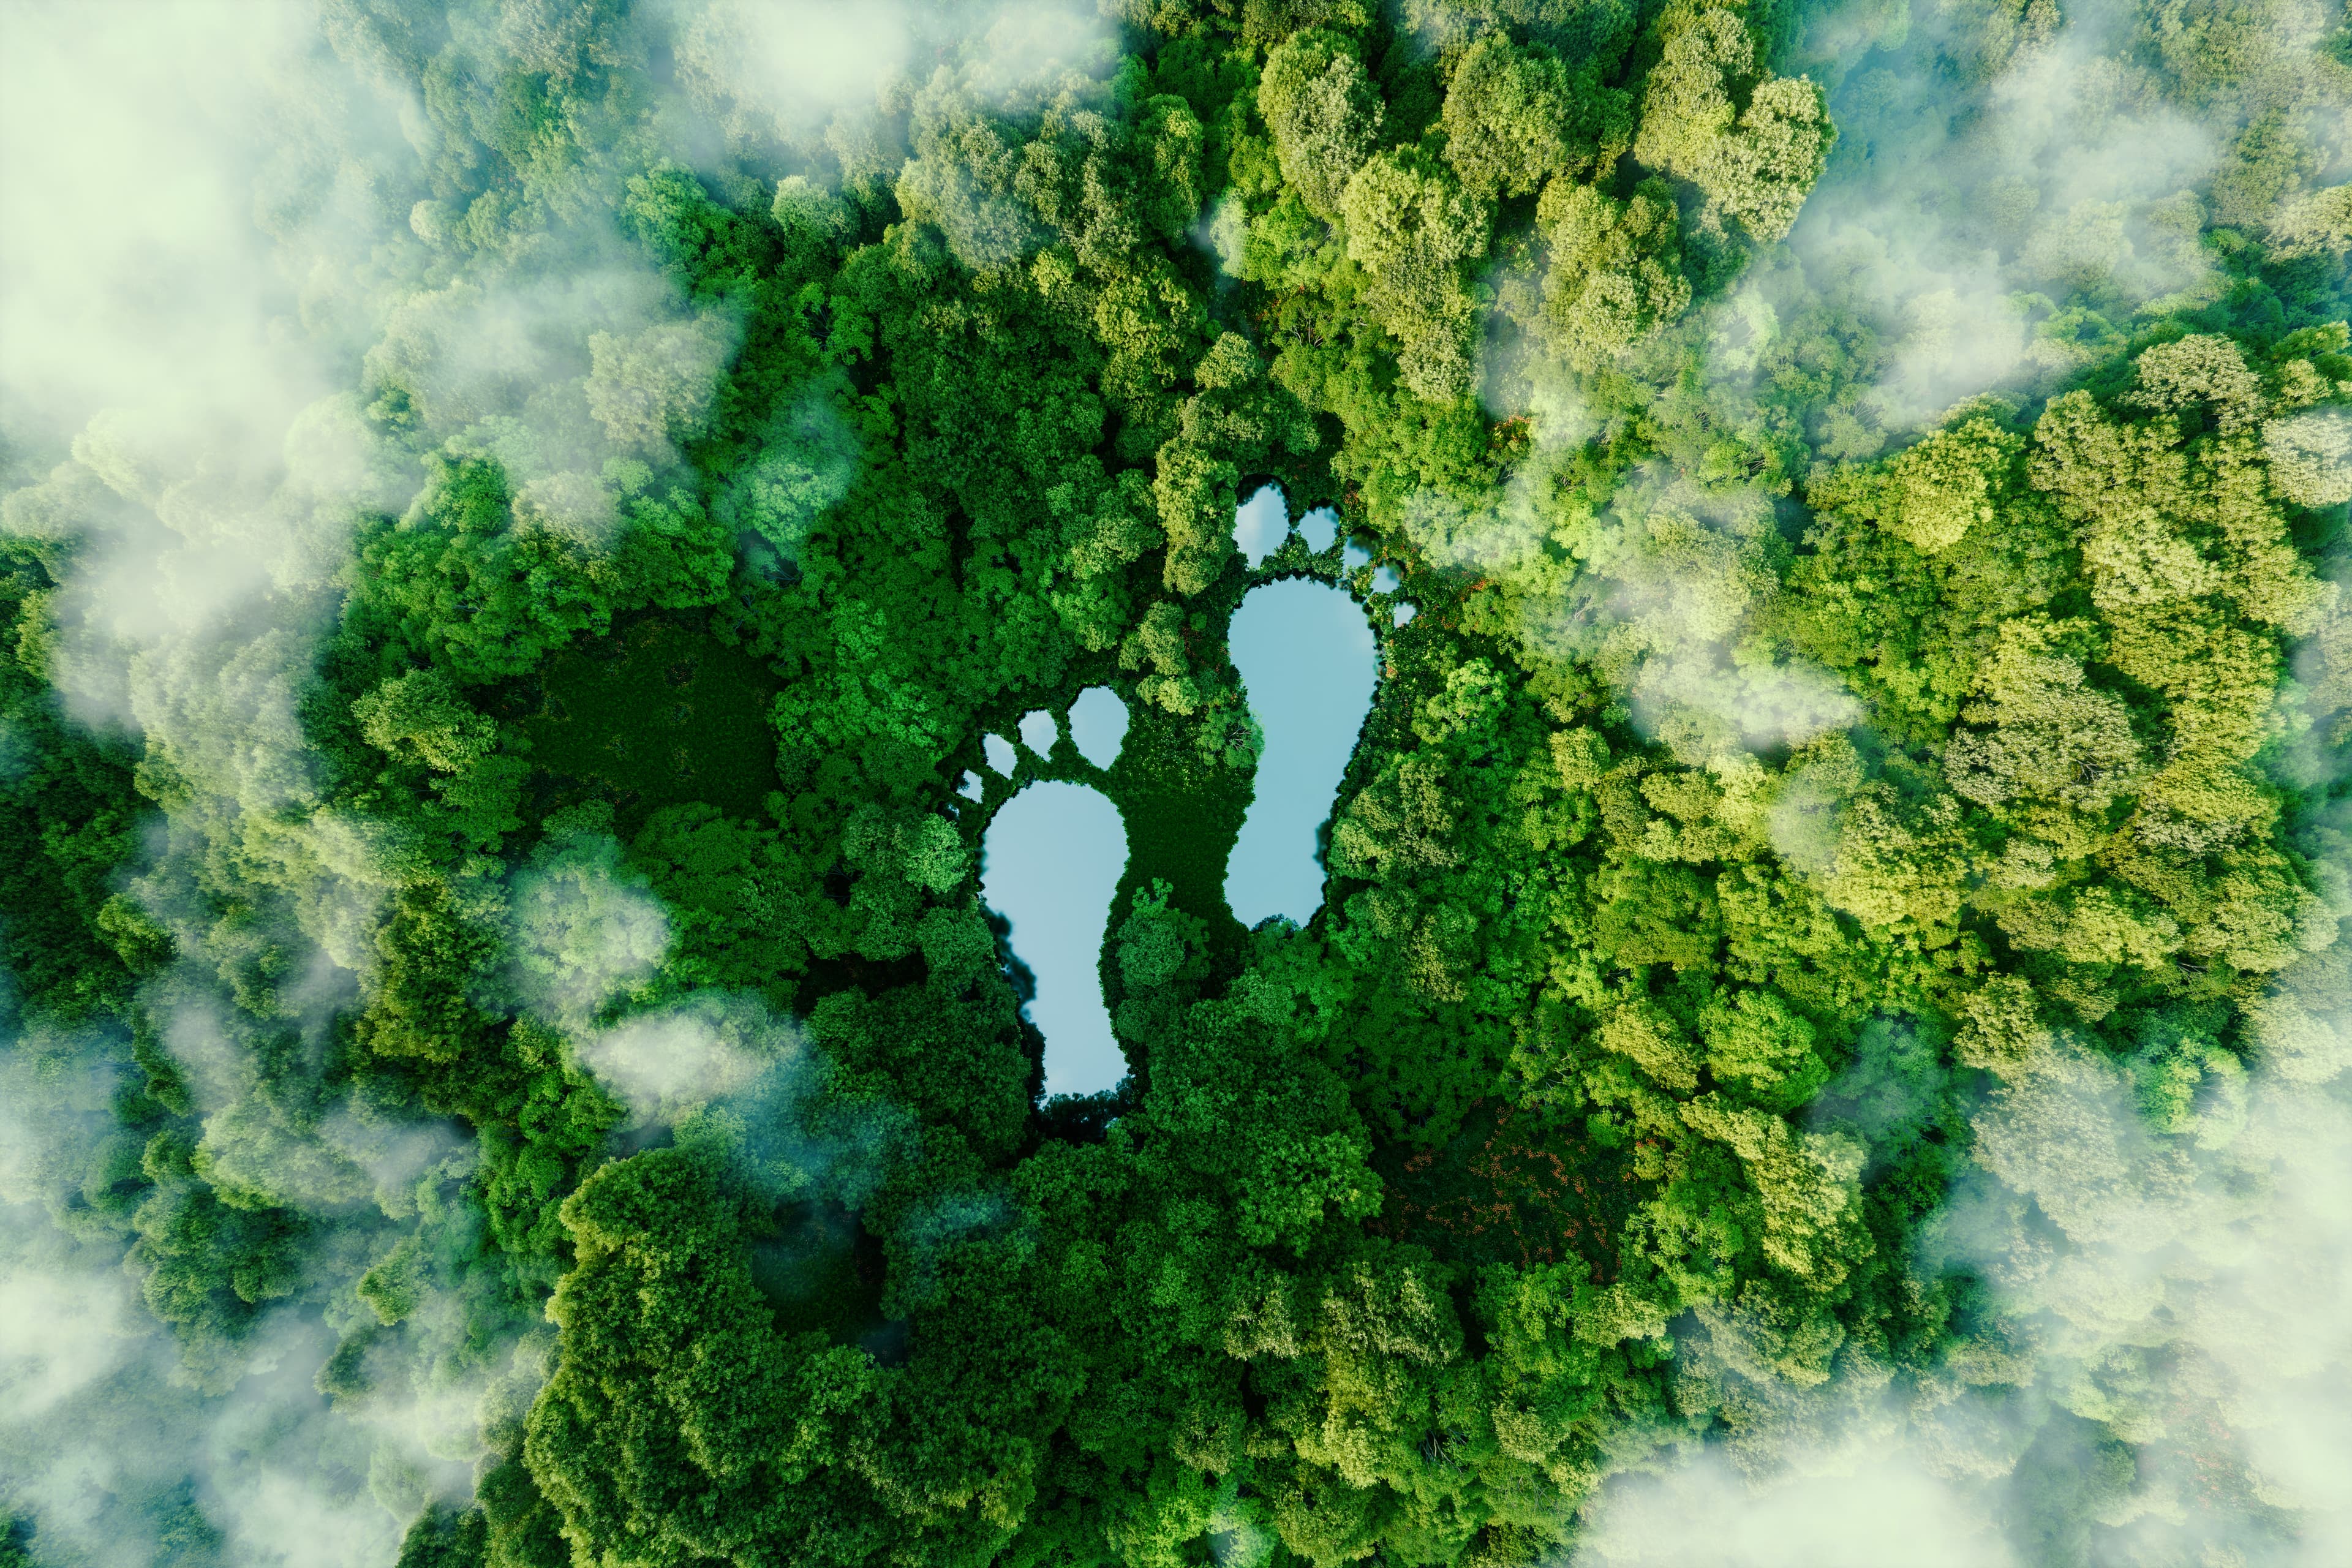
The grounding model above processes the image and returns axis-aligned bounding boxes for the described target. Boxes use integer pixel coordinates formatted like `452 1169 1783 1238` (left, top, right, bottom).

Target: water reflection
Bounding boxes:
979 780 1129 1095
1068 685 1128 768
1235 484 1286 567
1224 578 1379 928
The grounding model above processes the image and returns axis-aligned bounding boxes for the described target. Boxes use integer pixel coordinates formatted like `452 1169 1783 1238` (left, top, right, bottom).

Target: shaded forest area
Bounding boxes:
1 0 2349 1564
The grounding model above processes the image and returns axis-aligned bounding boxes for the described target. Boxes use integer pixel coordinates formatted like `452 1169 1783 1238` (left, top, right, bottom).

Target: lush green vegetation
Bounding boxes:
2 0 2349 1564
512 616 782 834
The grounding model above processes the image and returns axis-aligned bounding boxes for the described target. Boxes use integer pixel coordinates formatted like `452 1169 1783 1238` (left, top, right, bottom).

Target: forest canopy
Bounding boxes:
1 0 2349 1565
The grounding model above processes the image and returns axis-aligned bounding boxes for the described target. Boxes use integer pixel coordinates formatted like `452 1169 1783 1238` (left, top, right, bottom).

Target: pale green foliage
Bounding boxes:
1945 620 2141 824
1599 998 1700 1090
1632 3 1749 171
355 668 495 774
1678 1095 1869 1286
584 315 736 456
1694 75 1836 243
898 75 1039 269
2264 407 2352 507
1441 34 1629 198
1257 28 1383 218
1342 148 1493 398
1534 176 1692 369
1813 418 2026 553
1632 1 1833 241
2264 182 2351 258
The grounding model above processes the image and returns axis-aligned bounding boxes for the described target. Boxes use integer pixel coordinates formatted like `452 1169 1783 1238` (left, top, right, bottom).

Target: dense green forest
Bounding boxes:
1 0 2348 1563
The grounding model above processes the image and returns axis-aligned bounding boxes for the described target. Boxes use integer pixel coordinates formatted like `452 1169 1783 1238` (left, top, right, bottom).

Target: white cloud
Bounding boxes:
508 834 674 1027
0 0 349 455
321 1113 473 1222
665 0 1117 162
1783 0 2231 433
572 993 806 1127
1531 473 1860 765
1572 1442 2014 1567
669 0 918 140
0 1264 141 1424
1582 1005 2352 1565
218 1465 406 1568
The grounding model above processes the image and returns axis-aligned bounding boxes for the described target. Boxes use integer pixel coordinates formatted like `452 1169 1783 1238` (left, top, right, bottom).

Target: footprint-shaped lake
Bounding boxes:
979 778 1128 1097
978 495 1381 1098
1225 577 1378 927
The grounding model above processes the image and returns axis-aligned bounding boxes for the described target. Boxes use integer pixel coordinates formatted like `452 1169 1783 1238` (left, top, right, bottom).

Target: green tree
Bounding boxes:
1535 177 1693 369
1441 33 1630 198
1633 1 1833 241
1257 28 1384 220
1343 148 1494 398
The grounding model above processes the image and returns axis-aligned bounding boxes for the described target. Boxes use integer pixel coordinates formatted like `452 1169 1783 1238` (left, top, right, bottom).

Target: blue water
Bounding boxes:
979 781 1129 1095
1224 579 1379 928
1068 685 1128 768
972 561 1372 1091
1235 484 1286 566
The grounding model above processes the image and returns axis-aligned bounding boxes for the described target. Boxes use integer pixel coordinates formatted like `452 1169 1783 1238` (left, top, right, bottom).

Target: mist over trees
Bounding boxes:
0 0 2347 1565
